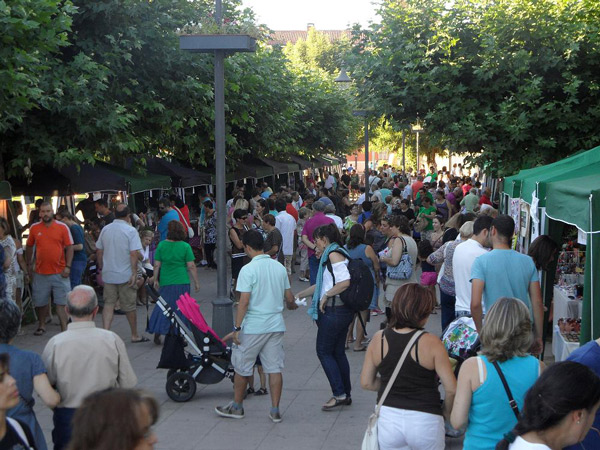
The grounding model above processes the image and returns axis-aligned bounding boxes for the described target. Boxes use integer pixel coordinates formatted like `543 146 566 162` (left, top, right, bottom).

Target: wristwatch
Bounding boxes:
233 326 241 332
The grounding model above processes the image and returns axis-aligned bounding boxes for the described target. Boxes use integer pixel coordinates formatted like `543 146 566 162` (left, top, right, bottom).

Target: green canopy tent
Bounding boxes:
508 146 600 206
503 146 600 200
257 157 299 175
289 155 313 170
545 174 600 343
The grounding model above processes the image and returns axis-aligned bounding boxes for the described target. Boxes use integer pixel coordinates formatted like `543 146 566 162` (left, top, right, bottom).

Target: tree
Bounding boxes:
348 0 600 176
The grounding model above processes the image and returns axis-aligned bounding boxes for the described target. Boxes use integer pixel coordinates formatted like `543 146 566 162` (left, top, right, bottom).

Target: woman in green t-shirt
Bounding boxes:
418 196 438 240
147 220 200 344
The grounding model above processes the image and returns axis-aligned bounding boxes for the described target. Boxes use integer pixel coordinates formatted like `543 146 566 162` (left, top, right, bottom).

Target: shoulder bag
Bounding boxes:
492 360 520 420
386 237 413 280
361 330 424 450
413 212 428 233
173 206 194 239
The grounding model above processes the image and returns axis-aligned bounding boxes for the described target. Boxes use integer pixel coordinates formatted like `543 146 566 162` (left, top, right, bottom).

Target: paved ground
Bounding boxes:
16 266 479 450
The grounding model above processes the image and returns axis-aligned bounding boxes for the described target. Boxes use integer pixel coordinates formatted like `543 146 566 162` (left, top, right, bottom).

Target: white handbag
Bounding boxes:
361 330 425 450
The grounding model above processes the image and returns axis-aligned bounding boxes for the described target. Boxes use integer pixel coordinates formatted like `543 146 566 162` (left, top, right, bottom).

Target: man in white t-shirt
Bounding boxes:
324 204 343 232
451 215 493 318
274 198 296 279
324 171 335 189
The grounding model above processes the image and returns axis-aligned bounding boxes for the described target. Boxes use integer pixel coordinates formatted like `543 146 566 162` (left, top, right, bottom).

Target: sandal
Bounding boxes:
33 328 46 336
132 336 150 343
246 387 255 395
353 346 367 352
321 396 351 411
255 387 268 396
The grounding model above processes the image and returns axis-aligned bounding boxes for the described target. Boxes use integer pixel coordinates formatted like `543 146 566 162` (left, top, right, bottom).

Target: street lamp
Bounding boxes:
353 110 370 201
180 0 256 339
411 115 424 175
334 68 371 201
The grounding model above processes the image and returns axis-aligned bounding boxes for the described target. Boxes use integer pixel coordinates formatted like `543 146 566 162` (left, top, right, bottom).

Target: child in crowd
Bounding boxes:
297 207 310 282
246 357 268 397
418 240 438 301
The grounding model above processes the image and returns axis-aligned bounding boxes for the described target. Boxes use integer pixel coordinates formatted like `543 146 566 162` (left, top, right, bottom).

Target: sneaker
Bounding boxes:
269 410 282 423
299 277 309 282
215 402 244 419
370 311 378 316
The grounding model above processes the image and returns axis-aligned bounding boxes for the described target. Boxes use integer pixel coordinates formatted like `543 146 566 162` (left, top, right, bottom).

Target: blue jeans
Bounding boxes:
69 260 87 289
53 407 76 450
440 289 456 332
309 254 319 286
316 305 354 397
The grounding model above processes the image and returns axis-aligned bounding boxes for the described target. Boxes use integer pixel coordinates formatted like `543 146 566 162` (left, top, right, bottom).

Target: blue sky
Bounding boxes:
241 0 381 30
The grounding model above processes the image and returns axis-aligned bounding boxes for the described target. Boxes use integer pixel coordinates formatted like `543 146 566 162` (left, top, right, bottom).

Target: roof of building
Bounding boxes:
268 29 351 46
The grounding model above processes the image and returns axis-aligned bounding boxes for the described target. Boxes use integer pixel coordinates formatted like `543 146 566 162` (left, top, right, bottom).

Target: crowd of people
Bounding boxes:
0 162 599 450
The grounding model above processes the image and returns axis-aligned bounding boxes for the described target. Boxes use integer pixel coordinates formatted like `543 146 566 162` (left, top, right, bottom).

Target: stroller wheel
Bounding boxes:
166 372 196 402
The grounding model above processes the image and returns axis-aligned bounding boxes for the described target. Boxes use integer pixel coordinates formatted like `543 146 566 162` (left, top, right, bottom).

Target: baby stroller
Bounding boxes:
441 316 481 376
145 285 234 402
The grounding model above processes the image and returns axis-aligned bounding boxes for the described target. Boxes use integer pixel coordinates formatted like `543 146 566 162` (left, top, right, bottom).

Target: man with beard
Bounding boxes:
26 202 74 334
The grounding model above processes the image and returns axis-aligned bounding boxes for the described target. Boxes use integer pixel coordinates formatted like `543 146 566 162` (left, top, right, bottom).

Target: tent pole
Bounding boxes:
591 194 594 340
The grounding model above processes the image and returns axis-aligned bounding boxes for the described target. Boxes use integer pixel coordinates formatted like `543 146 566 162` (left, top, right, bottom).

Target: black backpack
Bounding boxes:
324 250 375 313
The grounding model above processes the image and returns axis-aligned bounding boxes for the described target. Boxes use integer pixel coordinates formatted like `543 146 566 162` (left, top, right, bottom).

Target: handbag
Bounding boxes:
173 206 194 239
157 329 189 369
361 330 424 450
386 237 413 280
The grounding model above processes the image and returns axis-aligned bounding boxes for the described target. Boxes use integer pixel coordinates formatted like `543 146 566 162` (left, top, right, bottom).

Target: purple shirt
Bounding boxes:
301 212 334 257
447 192 457 206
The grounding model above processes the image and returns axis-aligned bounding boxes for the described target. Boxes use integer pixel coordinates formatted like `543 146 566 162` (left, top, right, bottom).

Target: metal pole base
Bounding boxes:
212 295 234 339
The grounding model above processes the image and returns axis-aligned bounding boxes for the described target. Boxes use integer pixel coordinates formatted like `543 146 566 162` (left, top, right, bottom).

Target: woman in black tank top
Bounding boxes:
360 283 457 450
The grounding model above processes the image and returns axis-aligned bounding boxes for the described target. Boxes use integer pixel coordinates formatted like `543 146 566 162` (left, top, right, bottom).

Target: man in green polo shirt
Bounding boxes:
215 230 298 423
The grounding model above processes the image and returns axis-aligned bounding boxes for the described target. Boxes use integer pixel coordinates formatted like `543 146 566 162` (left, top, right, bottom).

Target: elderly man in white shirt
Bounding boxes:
451 215 493 318
42 285 137 449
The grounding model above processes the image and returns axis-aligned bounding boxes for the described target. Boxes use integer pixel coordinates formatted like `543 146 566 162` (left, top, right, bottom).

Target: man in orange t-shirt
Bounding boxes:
26 202 74 334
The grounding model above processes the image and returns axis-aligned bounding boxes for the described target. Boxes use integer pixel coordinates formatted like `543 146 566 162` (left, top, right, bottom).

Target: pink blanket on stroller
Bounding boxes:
176 293 227 348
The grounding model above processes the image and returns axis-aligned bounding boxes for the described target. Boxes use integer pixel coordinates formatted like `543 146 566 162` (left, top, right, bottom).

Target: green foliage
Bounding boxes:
349 0 600 176
0 0 75 133
283 28 350 75
1 0 359 178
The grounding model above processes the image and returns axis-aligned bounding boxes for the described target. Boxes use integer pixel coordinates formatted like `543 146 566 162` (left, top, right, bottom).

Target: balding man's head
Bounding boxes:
115 203 129 218
67 285 98 319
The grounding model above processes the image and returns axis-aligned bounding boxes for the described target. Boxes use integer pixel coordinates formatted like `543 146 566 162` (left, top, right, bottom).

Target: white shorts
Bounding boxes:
231 331 284 376
377 406 444 450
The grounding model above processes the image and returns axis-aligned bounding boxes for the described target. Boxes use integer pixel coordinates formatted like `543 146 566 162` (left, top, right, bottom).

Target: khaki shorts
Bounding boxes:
384 278 406 307
231 331 284 376
284 255 293 276
103 282 137 312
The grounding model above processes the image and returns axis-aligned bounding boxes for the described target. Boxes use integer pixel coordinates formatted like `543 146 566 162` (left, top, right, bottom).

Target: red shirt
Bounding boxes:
479 195 492 206
286 204 299 222
462 184 472 196
27 220 73 274
411 181 423 200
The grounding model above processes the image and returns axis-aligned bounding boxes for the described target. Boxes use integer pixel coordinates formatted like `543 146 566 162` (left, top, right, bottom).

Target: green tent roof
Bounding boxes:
545 173 600 233
503 146 600 202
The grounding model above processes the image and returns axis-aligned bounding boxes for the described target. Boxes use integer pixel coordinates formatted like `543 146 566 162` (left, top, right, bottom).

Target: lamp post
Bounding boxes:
334 68 371 201
180 0 256 339
411 116 424 175
353 110 370 201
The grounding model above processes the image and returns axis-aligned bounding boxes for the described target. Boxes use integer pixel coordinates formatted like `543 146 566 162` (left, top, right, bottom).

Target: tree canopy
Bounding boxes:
348 0 600 176
0 0 358 179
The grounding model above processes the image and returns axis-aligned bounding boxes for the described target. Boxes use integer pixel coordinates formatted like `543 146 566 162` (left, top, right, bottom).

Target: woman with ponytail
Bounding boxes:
496 361 600 449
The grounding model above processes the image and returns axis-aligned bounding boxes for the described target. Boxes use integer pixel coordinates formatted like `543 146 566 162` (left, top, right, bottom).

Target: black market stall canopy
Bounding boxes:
9 167 72 197
0 181 11 200
289 155 313 170
145 158 212 188
59 160 171 194
257 157 300 175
